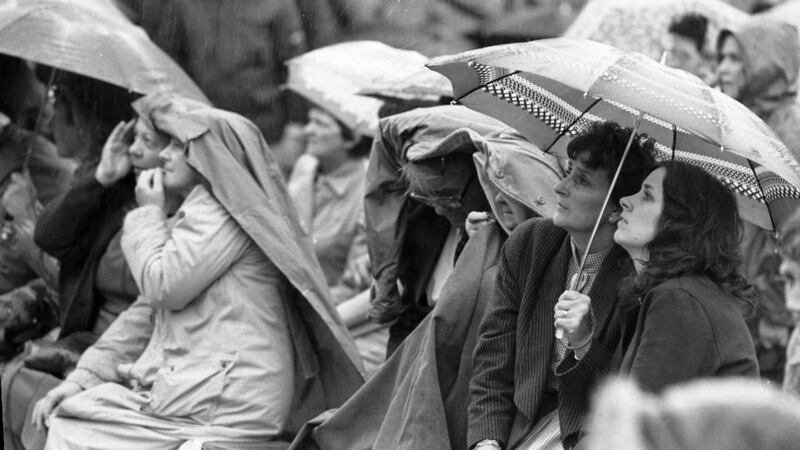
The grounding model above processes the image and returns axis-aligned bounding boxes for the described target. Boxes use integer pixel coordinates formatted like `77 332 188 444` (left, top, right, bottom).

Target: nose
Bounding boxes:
302 122 315 137
553 178 568 197
619 195 633 211
128 139 142 157
158 147 172 163
493 191 506 205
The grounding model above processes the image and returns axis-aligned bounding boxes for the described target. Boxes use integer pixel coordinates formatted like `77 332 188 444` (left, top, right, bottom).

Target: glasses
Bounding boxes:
409 173 475 209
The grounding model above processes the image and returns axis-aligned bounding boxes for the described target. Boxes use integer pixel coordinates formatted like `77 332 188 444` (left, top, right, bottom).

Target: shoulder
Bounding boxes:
505 217 564 252
643 276 743 317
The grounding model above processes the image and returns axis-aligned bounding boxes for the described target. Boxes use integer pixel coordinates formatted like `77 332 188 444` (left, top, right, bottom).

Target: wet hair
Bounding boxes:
50 70 139 150
779 209 800 262
668 13 709 52
566 121 657 205
623 161 753 305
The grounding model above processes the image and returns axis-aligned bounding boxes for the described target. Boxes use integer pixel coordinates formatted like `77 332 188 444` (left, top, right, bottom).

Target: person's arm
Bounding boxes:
121 188 249 311
623 290 717 392
64 299 154 389
467 242 523 449
34 171 116 259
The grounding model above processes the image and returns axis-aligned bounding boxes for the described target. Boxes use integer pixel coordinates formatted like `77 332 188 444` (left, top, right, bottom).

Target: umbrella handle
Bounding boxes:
555 273 582 341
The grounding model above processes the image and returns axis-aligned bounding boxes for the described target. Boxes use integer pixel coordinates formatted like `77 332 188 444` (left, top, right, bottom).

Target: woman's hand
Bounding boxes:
555 284 594 357
465 211 495 238
2 171 38 221
95 120 135 186
31 380 83 431
135 168 165 209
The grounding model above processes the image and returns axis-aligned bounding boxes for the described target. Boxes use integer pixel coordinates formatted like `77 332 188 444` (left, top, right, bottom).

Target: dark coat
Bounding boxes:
468 218 633 449
33 165 135 338
615 276 759 392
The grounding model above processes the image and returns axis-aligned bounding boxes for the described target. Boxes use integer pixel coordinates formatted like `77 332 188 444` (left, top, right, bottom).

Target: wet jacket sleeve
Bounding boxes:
66 299 154 389
120 189 249 311
34 172 109 260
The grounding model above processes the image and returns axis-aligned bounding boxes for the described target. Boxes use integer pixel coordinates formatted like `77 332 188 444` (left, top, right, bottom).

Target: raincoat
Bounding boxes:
291 114 563 449
717 18 800 383
365 105 507 326
44 94 364 448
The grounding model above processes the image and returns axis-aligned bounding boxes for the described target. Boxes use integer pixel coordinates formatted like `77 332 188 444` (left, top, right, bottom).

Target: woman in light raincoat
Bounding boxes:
31 94 364 449
290 109 564 450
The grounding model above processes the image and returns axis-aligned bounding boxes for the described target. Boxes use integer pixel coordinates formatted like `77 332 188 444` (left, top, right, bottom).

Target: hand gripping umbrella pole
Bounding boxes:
556 112 643 342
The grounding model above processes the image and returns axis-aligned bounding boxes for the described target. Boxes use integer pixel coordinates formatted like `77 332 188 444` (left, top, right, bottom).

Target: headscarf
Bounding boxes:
132 93 364 432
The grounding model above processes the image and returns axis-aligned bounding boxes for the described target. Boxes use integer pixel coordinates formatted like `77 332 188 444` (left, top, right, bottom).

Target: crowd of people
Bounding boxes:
2 1 800 450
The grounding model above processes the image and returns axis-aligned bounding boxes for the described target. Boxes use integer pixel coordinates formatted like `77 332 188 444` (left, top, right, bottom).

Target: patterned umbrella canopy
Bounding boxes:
0 0 208 102
564 0 748 61
428 38 800 231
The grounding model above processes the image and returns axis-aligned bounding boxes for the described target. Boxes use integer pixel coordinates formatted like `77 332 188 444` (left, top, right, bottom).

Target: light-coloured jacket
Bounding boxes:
69 184 295 437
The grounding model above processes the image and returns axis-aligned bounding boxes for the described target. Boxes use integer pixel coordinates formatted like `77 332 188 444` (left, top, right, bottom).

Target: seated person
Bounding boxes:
32 93 363 449
468 121 655 450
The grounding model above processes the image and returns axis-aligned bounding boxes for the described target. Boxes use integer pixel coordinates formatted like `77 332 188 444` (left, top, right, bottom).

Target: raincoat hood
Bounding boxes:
364 105 507 322
132 93 364 430
471 129 565 234
717 18 800 119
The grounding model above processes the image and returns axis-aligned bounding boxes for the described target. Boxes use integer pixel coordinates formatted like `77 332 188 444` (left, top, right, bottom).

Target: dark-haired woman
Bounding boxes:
287 107 372 304
557 161 758 395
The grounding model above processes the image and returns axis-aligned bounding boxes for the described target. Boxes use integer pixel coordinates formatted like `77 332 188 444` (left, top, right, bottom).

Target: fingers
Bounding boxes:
137 168 155 189
32 397 53 431
152 167 163 191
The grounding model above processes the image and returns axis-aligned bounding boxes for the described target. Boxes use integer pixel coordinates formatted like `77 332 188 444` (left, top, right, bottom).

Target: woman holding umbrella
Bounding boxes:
557 161 759 392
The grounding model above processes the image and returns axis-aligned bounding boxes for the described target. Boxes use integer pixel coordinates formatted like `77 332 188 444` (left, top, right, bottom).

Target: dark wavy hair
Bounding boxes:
622 161 753 306
567 121 657 206
668 13 709 52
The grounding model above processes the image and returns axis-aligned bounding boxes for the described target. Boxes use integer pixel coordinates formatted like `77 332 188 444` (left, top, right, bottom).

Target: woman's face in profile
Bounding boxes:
615 167 666 258
159 142 198 195
129 118 168 174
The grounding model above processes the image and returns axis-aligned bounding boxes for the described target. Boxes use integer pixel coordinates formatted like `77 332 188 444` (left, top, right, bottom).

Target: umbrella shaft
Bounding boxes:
575 114 643 289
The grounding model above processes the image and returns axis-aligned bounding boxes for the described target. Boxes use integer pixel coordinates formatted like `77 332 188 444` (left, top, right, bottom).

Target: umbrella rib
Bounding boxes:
747 159 778 232
544 97 602 154
671 124 676 160
454 69 521 104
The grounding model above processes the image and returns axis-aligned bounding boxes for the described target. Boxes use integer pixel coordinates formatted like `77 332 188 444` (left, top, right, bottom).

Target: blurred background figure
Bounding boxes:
716 17 800 383
664 13 714 83
586 377 800 450
778 209 800 395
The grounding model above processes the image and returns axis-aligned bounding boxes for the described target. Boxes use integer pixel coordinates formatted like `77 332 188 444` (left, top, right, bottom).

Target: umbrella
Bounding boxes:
285 41 450 137
428 38 800 233
564 0 748 61
0 0 208 103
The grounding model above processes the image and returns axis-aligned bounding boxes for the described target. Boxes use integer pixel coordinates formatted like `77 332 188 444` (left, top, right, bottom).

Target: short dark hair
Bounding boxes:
566 121 657 206
625 161 753 306
668 13 709 52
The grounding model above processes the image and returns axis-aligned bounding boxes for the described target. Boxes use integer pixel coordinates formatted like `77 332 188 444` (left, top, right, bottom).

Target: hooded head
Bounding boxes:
716 18 800 117
473 130 565 234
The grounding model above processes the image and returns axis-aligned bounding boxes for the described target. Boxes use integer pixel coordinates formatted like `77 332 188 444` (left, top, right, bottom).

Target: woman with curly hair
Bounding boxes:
557 161 758 394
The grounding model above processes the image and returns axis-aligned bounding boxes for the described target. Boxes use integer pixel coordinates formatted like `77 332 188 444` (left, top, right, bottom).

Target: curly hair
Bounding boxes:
623 161 753 307
567 121 657 206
